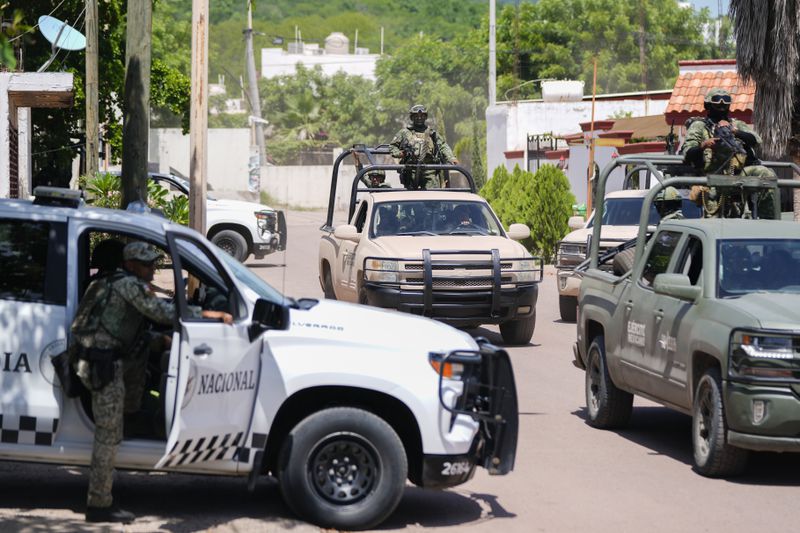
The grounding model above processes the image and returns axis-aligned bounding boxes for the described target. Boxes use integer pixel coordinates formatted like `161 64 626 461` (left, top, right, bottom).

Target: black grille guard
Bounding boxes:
433 338 519 475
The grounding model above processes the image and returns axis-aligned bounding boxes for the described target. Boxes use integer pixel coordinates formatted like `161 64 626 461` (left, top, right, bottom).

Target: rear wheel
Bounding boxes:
211 229 248 262
500 311 536 345
278 407 407 530
585 335 632 428
692 368 748 477
559 295 577 322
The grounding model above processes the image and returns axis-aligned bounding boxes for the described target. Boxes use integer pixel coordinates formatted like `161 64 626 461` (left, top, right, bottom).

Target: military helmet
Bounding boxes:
704 88 732 105
409 104 427 116
123 241 162 263
655 186 681 203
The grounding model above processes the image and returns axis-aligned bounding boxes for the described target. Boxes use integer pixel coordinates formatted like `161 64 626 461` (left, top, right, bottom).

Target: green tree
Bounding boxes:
529 165 575 263
480 165 512 222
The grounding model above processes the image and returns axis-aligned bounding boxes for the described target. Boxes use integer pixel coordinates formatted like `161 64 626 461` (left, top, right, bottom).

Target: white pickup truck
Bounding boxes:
318 146 543 345
149 173 286 262
0 188 518 530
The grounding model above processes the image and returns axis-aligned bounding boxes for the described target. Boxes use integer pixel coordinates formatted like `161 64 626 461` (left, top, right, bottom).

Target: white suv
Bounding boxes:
0 187 518 530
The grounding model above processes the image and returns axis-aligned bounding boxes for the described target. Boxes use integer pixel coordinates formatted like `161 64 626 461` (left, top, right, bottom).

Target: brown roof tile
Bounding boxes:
665 68 754 120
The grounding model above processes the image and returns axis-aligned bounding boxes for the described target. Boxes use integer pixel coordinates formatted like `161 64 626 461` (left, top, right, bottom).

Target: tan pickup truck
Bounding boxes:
318 146 543 345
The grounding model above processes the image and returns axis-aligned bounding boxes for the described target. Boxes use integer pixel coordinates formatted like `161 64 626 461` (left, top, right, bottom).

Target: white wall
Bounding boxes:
149 128 252 195
261 48 379 80
486 97 669 176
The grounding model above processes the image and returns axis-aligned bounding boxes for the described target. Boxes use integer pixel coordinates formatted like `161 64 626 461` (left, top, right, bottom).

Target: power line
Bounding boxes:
7 0 69 43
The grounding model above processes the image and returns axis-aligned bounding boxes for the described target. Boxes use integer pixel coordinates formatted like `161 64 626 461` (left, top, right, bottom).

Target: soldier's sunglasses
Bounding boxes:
709 94 732 104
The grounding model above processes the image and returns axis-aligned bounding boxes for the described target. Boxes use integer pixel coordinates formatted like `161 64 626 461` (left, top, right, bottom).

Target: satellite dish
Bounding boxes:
36 15 86 72
39 15 86 51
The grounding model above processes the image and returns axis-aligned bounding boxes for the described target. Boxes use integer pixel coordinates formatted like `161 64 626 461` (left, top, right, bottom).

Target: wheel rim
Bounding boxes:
694 380 713 460
308 432 380 505
586 349 602 417
216 237 239 258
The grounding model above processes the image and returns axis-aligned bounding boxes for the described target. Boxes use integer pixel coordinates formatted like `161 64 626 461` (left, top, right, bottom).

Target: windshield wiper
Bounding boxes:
447 229 488 235
396 231 437 236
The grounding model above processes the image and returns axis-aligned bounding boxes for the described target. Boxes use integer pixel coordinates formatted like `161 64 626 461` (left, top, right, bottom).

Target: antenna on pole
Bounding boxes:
36 15 86 72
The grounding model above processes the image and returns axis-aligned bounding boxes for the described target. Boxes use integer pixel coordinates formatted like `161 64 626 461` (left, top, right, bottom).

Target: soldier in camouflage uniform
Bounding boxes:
390 104 458 189
682 88 777 219
71 242 232 523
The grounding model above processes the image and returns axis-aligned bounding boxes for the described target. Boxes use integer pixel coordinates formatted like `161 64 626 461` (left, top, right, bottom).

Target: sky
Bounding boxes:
688 0 729 17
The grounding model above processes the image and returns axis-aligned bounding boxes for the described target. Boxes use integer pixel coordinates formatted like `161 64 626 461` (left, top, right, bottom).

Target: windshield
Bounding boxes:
718 239 800 297
218 249 284 303
370 200 503 237
587 198 701 227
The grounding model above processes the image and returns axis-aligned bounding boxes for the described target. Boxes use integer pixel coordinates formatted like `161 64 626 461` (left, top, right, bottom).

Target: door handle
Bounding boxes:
655 309 664 320
193 343 213 356
625 300 633 312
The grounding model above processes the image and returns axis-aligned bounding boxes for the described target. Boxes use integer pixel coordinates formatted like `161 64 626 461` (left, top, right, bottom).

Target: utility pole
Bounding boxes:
245 0 266 195
587 57 598 217
638 1 647 92
85 0 98 180
121 0 152 207
190 0 209 232
489 0 496 106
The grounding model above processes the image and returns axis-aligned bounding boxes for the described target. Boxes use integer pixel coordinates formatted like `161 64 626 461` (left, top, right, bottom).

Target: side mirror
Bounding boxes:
277 210 288 251
568 216 585 231
334 224 361 243
250 298 290 339
507 223 531 241
653 273 702 301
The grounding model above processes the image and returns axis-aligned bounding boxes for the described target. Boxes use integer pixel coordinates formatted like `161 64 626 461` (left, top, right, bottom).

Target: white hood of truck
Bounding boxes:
561 226 639 244
269 299 478 353
210 198 274 212
372 235 529 259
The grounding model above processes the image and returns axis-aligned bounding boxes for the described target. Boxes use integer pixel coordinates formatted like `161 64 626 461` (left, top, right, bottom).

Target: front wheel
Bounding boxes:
692 368 748 477
278 407 407 530
585 335 632 428
322 265 337 300
500 311 536 345
211 229 248 262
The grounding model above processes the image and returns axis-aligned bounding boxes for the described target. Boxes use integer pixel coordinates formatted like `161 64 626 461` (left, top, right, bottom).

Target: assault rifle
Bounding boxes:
396 136 428 189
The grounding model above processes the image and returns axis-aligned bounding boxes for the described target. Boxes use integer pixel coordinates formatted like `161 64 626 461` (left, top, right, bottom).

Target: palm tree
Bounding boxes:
730 1 800 217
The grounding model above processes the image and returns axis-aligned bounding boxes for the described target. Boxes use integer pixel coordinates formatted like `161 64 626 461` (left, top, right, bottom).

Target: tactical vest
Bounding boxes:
408 130 435 162
71 272 127 339
98 277 149 347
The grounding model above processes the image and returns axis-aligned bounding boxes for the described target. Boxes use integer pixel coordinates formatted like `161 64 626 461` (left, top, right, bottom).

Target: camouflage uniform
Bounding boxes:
682 89 777 219
71 242 198 510
390 105 456 189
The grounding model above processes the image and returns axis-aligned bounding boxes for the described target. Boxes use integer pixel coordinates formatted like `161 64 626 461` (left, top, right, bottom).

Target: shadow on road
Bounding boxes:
463 326 540 349
244 262 286 269
380 487 516 530
573 405 800 486
0 463 516 531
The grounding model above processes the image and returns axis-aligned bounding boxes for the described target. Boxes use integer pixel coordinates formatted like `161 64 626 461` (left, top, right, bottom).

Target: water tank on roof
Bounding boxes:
325 32 350 55
542 80 585 102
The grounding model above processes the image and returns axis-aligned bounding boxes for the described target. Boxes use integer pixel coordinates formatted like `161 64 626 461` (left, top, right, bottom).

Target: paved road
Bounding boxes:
1 209 797 532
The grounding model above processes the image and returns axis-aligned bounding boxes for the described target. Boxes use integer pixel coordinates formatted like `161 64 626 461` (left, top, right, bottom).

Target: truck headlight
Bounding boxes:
557 242 587 267
429 352 465 380
730 331 800 380
255 210 277 234
364 259 399 283
511 258 541 283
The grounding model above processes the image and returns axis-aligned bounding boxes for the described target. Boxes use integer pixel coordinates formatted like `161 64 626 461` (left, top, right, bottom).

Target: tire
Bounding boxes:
322 264 337 300
559 295 577 322
278 407 407 530
500 311 536 345
211 229 248 262
585 335 633 428
692 368 749 477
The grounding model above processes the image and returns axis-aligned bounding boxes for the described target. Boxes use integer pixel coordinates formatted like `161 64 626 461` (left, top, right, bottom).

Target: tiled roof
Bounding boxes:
665 69 754 122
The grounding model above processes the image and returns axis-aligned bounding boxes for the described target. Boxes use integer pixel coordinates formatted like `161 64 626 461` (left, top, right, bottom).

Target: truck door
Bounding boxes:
0 215 68 447
338 200 368 301
156 233 261 470
621 231 682 391
643 234 703 405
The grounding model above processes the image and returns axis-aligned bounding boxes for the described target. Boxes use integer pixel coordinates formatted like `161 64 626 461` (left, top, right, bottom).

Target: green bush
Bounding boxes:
480 164 574 263
82 173 189 227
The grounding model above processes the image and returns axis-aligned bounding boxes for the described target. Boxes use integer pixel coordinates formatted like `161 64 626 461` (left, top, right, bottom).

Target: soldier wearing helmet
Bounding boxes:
389 104 458 189
682 88 777 219
653 186 685 221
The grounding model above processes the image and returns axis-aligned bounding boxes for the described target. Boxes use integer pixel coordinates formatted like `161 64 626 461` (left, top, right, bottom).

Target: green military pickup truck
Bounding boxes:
573 154 800 477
